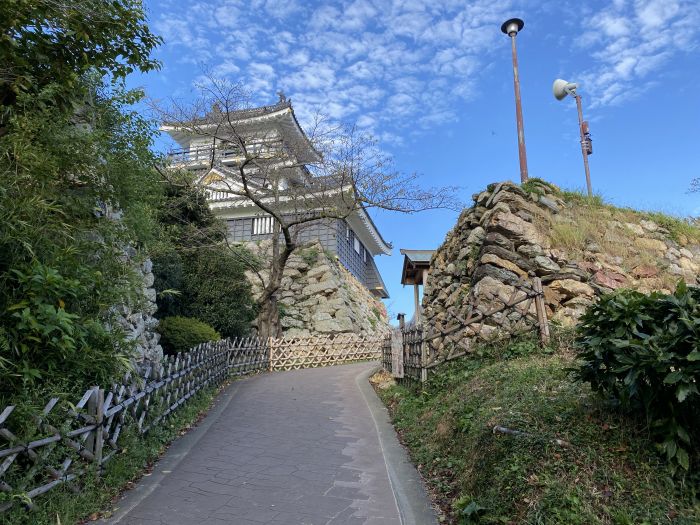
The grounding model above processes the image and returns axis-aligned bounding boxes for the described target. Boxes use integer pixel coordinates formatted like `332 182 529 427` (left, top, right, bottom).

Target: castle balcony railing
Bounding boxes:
167 145 245 166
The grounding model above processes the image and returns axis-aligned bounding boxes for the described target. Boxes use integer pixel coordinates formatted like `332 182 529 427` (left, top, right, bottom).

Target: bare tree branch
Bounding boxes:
151 74 463 337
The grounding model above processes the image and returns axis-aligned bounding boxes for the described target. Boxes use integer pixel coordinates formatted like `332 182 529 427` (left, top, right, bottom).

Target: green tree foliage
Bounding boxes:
152 175 258 338
0 0 162 401
157 316 220 355
0 83 162 398
180 247 258 338
575 282 700 473
0 0 161 118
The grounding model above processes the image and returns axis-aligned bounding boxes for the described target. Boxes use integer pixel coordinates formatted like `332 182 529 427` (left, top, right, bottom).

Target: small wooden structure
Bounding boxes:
399 249 434 324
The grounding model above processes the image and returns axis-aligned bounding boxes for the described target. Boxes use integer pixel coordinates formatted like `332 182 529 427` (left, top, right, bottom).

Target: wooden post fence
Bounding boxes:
382 276 551 384
1 333 386 514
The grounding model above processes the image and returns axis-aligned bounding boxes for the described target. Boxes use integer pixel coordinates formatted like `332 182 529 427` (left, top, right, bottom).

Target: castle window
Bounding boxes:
252 216 274 235
354 237 361 254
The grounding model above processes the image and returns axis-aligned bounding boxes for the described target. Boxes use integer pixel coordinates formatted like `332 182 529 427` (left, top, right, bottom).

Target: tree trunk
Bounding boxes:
257 294 281 340
255 234 293 339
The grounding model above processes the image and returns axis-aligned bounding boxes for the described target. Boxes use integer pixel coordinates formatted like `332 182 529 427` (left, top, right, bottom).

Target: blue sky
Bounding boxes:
130 0 700 319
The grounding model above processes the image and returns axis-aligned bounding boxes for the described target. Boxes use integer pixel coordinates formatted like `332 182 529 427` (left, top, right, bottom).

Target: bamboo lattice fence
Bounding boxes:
269 334 384 371
1 333 383 513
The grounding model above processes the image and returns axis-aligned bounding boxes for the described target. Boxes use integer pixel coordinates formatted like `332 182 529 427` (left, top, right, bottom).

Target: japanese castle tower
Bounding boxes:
161 97 391 299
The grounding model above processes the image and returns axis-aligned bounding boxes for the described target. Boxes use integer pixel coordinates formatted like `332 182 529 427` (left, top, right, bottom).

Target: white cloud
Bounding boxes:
155 0 518 141
575 0 700 107
156 0 698 141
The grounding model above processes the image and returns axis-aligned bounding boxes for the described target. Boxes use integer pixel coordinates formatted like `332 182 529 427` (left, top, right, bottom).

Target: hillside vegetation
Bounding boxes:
376 332 700 524
526 179 700 293
381 180 700 523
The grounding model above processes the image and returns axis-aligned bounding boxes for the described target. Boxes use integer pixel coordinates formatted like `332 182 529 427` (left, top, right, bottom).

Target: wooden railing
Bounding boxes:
167 145 243 163
383 277 550 384
0 333 383 513
0 337 267 513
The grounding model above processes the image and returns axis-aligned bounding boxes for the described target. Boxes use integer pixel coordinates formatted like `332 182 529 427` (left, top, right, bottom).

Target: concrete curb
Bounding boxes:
102 378 247 524
355 366 439 525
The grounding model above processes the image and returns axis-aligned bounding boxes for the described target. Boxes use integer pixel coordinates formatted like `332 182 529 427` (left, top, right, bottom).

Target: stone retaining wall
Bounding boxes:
111 249 163 363
248 241 390 338
424 180 700 356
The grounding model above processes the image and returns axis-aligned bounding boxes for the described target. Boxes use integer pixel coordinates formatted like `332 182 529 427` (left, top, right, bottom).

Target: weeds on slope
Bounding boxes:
376 334 700 524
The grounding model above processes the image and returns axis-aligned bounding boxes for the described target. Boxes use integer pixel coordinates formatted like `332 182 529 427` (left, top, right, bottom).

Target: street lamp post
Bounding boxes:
501 17 529 183
553 79 593 197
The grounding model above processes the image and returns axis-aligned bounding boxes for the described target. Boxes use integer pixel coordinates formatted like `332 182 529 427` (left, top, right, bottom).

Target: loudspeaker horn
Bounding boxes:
553 79 578 101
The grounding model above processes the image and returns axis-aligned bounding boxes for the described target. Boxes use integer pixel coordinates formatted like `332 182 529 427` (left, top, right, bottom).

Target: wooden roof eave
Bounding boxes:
161 107 321 163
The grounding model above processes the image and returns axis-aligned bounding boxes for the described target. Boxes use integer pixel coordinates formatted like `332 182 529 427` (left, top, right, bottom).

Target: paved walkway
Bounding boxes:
105 362 436 525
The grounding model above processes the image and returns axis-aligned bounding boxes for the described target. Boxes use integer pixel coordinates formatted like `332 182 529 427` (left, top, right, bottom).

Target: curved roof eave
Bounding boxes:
160 103 321 163
347 207 392 256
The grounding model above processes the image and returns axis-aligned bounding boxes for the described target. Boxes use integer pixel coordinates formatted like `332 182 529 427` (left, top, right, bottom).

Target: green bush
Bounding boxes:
179 247 257 338
575 282 700 472
157 316 220 355
0 262 131 394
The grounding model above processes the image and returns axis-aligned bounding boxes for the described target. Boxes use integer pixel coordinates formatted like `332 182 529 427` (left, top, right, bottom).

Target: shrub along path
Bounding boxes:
103 362 435 525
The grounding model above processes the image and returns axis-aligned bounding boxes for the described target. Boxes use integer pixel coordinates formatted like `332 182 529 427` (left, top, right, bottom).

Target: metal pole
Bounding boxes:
509 34 529 183
575 95 593 197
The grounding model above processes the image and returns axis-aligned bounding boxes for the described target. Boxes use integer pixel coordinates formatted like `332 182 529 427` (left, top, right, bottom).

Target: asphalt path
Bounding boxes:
104 362 436 525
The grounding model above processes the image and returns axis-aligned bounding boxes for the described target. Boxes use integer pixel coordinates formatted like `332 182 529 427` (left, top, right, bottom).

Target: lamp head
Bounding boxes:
501 18 524 36
553 78 578 100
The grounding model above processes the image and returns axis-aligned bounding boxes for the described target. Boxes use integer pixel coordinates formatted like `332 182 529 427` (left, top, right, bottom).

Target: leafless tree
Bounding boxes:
154 76 461 338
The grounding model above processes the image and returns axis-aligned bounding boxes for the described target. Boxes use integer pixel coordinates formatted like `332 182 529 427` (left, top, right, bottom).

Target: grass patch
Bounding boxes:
523 181 700 247
376 336 700 524
2 381 229 525
526 187 698 284
520 177 561 197
558 188 606 208
300 247 319 266
640 212 700 244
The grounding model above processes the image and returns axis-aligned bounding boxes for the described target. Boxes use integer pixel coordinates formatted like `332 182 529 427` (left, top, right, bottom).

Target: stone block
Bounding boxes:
635 237 667 252
466 226 485 245
547 279 595 299
534 255 560 275
640 219 659 232
632 265 659 278
484 232 515 251
517 243 544 258
625 223 645 235
538 195 560 214
473 276 526 305
552 306 586 326
480 253 528 278
482 245 533 272
679 257 698 272
302 280 338 296
314 319 342 333
472 263 521 286
592 270 627 290
488 210 548 248
307 264 332 279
